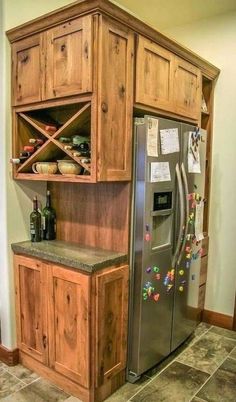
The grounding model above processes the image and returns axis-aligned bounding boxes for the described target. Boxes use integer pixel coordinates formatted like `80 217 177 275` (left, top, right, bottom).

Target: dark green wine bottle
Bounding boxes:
42 190 56 240
30 196 41 242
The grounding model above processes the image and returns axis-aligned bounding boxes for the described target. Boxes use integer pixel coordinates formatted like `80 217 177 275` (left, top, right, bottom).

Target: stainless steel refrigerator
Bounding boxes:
127 116 206 382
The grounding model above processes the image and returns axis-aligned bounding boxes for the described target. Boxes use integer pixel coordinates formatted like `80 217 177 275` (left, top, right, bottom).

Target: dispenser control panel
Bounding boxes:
153 192 172 211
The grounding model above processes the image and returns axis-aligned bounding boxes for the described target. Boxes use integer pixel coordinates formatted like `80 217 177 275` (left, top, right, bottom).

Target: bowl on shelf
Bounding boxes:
32 162 58 175
57 159 82 175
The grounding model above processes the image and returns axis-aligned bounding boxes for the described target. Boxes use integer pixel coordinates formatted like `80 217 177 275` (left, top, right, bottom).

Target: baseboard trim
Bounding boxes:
0 344 19 366
202 309 233 330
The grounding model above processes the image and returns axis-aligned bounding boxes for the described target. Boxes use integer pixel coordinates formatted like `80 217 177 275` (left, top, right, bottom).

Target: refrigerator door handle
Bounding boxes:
172 163 184 268
177 163 190 265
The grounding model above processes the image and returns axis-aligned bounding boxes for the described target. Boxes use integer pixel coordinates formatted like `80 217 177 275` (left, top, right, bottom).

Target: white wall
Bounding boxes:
0 0 74 349
165 12 236 317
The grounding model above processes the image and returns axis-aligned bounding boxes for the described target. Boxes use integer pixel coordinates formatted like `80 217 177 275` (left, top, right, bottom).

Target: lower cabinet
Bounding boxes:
14 254 129 402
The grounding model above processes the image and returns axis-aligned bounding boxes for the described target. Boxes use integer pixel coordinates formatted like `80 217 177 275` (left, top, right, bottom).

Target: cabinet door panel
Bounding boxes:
48 265 90 388
14 255 48 364
174 57 201 119
135 36 174 111
98 17 134 181
12 35 43 105
46 16 92 99
95 265 129 386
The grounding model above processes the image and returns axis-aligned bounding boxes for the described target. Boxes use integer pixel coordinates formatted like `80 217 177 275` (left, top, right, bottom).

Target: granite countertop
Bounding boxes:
11 240 128 273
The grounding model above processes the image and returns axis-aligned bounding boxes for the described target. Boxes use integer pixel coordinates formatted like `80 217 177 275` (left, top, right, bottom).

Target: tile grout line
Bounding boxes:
176 330 236 371
187 345 236 402
127 326 213 401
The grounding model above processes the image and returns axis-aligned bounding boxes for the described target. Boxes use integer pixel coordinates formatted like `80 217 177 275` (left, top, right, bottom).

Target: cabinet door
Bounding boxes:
95 265 129 386
45 16 92 99
14 255 48 364
12 34 43 105
48 265 90 388
135 36 174 112
97 17 134 181
173 57 201 120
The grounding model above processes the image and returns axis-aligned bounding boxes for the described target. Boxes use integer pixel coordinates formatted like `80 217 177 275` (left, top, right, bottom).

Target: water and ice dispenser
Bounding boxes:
151 191 173 250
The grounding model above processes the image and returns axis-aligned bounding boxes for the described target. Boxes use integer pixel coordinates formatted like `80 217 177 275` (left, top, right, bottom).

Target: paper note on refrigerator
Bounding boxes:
160 128 180 154
188 131 201 173
150 162 171 182
147 117 159 157
195 200 204 241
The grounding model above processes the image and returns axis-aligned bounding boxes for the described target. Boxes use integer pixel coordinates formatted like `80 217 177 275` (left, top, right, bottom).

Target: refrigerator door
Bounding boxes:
171 124 207 351
128 117 182 381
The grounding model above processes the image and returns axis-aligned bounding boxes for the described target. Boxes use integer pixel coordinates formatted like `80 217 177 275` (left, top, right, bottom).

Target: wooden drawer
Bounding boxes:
201 236 209 257
198 284 206 310
200 255 208 286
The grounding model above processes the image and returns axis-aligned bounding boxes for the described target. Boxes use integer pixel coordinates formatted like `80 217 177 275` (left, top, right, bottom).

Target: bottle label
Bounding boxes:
42 216 46 230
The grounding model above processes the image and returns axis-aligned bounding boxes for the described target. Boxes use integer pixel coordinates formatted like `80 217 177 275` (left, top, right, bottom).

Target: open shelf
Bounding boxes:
12 100 93 182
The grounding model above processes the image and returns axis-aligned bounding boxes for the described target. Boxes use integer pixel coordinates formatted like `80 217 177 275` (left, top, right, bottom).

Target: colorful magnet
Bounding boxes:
181 280 186 284
155 273 161 280
179 286 184 292
186 254 191 259
146 267 152 274
153 266 160 273
153 293 160 302
179 270 184 276
145 233 151 242
143 294 148 300
167 284 173 292
185 246 191 253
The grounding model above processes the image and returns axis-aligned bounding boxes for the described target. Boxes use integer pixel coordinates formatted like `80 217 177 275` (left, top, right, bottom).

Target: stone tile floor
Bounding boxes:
0 323 235 401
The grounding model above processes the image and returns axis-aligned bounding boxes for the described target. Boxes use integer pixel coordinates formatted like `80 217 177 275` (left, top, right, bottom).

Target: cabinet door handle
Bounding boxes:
42 335 47 349
101 102 108 113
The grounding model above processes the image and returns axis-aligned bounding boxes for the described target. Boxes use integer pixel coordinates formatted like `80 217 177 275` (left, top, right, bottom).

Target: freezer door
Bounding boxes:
128 117 181 380
171 125 207 351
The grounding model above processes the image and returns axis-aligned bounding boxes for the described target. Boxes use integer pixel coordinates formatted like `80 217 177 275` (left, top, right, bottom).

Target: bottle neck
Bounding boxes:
46 192 51 208
33 198 38 211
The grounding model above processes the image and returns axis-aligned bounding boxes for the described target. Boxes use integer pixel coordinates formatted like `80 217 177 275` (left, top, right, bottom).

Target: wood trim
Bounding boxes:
233 293 236 331
20 351 90 402
202 309 234 330
0 344 19 366
5 0 220 80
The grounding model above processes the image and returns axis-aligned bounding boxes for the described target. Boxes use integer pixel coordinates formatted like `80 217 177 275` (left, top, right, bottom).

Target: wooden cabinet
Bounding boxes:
135 35 201 121
97 17 134 181
173 56 201 120
14 253 129 401
135 36 174 112
48 264 90 388
46 16 93 100
14 255 48 365
95 266 129 386
12 15 93 106
12 34 44 105
11 16 134 183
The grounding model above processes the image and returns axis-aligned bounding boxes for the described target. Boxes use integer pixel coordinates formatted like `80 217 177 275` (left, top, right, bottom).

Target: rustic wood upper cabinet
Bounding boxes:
12 15 93 106
135 35 201 120
173 56 201 120
12 34 44 105
45 16 93 99
97 17 134 181
135 36 174 112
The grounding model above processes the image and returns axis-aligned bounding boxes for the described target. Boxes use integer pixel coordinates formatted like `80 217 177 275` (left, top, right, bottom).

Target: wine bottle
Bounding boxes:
10 156 28 164
29 138 44 145
42 190 56 240
30 196 41 242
